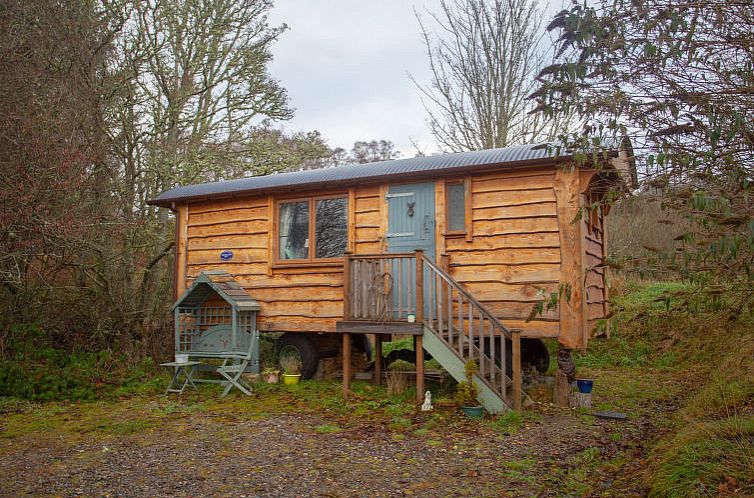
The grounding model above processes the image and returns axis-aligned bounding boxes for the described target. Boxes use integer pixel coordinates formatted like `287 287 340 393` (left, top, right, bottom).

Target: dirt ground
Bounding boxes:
0 379 662 498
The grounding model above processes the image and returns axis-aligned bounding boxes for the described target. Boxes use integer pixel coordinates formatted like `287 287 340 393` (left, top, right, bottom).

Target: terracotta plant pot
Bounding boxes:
264 373 279 384
461 405 484 419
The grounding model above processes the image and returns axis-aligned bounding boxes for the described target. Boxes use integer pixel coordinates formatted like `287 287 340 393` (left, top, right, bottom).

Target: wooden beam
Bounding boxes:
414 334 424 403
335 321 424 335
512 328 522 411
415 249 424 323
342 252 352 321
378 184 389 252
434 179 446 257
266 195 274 276
553 166 588 350
374 335 383 386
347 188 356 252
342 333 351 397
175 204 189 300
464 176 473 242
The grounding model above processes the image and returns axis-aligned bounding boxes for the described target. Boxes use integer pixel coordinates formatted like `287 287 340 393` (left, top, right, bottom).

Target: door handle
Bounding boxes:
423 214 432 233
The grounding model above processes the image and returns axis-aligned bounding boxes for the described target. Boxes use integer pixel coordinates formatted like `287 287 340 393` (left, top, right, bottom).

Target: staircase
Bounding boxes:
420 256 522 413
341 251 522 413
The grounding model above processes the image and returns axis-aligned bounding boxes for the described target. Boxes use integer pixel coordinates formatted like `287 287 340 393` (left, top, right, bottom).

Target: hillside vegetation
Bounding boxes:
580 276 753 496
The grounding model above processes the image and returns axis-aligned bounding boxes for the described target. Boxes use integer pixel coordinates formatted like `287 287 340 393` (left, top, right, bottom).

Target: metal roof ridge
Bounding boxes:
148 142 597 206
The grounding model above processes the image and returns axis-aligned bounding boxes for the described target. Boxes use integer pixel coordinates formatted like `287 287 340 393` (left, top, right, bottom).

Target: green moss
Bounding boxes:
501 457 536 480
488 410 524 434
314 424 342 434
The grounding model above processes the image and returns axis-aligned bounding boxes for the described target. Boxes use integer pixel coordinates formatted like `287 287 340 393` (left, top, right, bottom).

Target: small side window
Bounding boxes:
446 181 466 233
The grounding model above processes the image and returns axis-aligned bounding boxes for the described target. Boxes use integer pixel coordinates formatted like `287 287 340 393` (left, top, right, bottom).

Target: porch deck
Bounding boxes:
337 250 522 413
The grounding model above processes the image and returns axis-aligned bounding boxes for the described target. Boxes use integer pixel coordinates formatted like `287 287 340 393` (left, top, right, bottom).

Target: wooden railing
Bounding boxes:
422 256 521 410
343 251 422 322
342 250 522 410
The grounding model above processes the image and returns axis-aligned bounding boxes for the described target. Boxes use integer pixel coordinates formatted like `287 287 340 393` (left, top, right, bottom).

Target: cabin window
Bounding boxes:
279 201 310 259
277 195 347 262
445 178 471 239
446 182 465 232
315 198 348 258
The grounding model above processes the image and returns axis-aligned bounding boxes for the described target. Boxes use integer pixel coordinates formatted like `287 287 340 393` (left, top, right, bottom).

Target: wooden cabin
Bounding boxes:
150 143 635 412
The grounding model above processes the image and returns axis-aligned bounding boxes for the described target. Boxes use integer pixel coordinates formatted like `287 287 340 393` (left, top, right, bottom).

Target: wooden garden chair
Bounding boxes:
216 353 253 397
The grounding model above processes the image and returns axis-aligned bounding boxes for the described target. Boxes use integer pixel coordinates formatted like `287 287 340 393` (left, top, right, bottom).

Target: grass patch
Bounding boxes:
585 277 754 495
501 457 536 480
105 419 155 435
649 416 754 497
488 410 524 434
314 424 342 434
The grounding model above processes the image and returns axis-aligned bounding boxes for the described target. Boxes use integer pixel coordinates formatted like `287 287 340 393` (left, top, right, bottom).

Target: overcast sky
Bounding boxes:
267 1 564 158
267 0 443 158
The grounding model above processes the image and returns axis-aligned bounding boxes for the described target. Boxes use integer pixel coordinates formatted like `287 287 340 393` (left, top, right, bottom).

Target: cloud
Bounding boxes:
268 0 441 156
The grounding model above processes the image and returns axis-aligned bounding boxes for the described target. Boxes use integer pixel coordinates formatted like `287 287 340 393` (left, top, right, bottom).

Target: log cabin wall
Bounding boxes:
181 184 387 334
174 163 603 345
438 167 561 340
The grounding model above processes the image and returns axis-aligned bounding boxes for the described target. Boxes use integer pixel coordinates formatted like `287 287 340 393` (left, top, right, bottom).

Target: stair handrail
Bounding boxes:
421 254 523 411
421 255 513 340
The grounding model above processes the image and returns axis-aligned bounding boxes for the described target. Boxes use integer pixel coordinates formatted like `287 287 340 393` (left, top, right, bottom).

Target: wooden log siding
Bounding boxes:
584 199 608 333
176 164 609 343
183 185 391 333
440 169 562 339
353 185 383 253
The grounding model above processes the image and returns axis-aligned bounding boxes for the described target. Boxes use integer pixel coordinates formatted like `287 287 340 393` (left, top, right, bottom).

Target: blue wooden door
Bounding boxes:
386 182 435 258
386 183 435 319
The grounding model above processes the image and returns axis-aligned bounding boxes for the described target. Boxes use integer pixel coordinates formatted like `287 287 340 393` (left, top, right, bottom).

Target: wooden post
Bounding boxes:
440 253 449 273
374 335 383 386
342 252 352 321
174 205 189 300
415 249 424 323
511 328 522 411
553 167 588 349
440 254 449 334
414 334 424 402
554 369 570 407
342 333 351 397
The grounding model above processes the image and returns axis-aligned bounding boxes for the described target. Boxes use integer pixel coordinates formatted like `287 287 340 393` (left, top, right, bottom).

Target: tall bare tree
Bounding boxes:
413 0 572 152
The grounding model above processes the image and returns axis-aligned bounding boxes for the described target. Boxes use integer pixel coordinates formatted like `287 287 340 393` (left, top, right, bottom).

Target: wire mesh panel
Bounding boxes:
175 306 257 355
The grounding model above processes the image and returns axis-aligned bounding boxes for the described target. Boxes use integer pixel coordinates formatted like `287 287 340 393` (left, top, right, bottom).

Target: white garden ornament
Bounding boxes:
421 390 433 411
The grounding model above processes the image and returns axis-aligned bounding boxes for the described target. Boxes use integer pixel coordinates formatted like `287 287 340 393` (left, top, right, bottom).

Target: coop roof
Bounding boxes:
172 271 260 311
149 141 636 207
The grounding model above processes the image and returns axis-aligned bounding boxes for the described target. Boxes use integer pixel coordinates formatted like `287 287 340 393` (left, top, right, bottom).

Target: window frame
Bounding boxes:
444 177 472 241
273 192 349 267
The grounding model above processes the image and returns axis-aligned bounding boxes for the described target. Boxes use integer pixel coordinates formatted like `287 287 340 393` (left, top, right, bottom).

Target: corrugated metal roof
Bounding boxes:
150 142 605 206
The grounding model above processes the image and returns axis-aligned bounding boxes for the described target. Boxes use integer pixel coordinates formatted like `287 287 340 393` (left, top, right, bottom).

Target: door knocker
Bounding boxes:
407 202 415 217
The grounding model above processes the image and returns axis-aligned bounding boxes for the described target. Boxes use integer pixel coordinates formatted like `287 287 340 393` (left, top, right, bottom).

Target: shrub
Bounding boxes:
0 323 158 401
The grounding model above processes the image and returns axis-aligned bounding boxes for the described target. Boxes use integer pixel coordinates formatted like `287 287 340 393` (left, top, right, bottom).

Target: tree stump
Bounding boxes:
570 392 592 409
554 368 571 407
